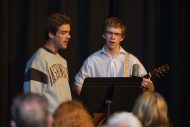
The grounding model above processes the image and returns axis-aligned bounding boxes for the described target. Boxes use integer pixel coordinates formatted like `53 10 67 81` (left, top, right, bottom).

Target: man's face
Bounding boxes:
54 24 71 49
102 27 124 50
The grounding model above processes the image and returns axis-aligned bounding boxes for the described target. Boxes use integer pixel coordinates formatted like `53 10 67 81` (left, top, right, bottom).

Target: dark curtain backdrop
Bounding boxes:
0 0 189 126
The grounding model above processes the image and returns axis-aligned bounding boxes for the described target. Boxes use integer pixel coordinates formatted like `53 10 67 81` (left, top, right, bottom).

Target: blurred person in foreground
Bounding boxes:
133 92 170 127
105 111 142 127
10 93 53 127
53 100 94 127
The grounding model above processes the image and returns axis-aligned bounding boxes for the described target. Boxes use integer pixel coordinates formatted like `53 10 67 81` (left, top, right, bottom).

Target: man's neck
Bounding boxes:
44 40 58 54
105 46 120 58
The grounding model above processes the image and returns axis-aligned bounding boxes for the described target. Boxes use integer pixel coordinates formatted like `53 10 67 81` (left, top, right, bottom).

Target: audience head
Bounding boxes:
10 93 52 127
133 92 169 127
106 111 142 127
53 100 94 127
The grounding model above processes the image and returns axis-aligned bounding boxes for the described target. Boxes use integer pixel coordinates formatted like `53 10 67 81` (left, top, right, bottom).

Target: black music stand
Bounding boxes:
80 77 143 117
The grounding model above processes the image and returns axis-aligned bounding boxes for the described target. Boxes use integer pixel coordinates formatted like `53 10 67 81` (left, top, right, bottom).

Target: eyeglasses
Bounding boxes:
105 31 123 37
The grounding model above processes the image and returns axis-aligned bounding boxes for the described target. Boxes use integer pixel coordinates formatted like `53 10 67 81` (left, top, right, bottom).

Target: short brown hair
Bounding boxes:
43 13 71 40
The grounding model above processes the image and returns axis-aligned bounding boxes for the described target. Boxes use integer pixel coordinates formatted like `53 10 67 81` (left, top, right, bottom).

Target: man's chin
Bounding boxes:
107 45 115 49
61 45 68 49
61 47 67 49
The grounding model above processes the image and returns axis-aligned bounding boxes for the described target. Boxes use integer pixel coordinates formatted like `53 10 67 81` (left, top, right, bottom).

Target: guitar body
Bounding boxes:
92 113 107 126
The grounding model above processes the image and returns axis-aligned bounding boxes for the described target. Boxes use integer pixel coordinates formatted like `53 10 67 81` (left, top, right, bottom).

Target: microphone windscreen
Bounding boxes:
132 64 139 76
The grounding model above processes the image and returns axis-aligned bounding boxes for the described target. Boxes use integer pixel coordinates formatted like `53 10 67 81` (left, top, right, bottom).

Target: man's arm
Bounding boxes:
73 84 82 95
73 56 94 95
23 68 48 94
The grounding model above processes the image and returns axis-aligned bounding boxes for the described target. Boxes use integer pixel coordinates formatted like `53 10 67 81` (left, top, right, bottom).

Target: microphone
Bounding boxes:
132 64 139 76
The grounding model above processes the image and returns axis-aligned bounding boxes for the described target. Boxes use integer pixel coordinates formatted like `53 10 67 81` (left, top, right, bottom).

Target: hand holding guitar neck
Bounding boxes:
142 64 170 92
142 78 155 92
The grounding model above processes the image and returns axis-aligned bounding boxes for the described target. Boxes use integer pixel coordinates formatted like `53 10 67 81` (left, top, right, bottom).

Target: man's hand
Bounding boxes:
73 85 82 95
141 78 155 92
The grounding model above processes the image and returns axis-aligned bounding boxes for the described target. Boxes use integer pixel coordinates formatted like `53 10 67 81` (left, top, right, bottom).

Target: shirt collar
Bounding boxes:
100 46 127 55
42 47 56 54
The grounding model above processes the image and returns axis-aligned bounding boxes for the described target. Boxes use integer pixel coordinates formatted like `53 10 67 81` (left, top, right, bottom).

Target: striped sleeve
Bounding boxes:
24 68 48 84
23 68 48 94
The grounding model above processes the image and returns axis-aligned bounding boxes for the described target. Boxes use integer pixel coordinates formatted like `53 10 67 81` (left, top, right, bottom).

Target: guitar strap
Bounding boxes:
124 52 130 77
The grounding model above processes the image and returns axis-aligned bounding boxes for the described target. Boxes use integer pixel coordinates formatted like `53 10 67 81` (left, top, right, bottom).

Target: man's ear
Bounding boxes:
102 34 105 39
48 33 55 39
121 35 125 41
10 120 16 127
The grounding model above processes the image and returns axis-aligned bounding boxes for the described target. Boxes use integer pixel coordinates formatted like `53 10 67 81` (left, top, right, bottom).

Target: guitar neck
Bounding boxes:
142 64 169 79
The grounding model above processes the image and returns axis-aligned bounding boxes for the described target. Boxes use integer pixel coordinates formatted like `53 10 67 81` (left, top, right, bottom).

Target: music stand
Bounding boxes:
80 77 143 116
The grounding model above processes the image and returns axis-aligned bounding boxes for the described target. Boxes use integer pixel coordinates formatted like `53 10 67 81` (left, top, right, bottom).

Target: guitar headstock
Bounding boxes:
143 64 170 78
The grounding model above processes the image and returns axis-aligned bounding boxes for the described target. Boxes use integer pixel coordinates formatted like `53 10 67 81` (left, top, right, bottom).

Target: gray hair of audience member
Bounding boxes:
11 93 50 127
133 92 169 127
106 112 142 127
